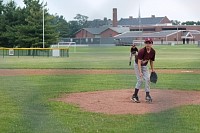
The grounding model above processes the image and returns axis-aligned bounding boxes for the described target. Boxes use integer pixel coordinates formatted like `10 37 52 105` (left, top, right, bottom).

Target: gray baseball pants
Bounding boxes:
134 62 150 92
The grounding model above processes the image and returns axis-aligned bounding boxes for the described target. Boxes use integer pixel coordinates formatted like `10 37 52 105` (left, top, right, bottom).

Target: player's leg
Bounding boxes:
129 53 133 66
131 62 143 103
143 66 152 102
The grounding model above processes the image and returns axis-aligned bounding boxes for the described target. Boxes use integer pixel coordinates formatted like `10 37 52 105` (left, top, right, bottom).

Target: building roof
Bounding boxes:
82 27 109 34
181 30 200 39
114 30 178 38
114 30 200 39
118 17 166 26
82 27 129 35
108 27 129 33
146 30 178 37
188 30 200 34
114 31 142 38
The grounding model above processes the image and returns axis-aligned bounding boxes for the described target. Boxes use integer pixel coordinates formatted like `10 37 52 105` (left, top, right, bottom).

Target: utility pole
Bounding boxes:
43 1 46 48
138 5 142 47
176 25 179 45
43 6 44 48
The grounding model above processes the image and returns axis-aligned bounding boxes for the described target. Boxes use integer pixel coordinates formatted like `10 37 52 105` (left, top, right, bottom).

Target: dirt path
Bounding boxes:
0 69 200 76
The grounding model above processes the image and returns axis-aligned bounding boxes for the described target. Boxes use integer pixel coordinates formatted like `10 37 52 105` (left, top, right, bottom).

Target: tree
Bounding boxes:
74 14 88 26
0 0 65 48
171 20 181 25
53 15 69 38
3 1 24 47
181 21 197 25
14 0 43 47
14 0 58 48
66 14 89 38
0 0 6 46
68 20 81 38
43 13 59 46
196 21 200 25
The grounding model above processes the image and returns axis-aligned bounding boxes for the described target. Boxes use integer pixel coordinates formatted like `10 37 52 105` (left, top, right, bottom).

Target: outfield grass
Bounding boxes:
0 44 200 133
0 44 199 69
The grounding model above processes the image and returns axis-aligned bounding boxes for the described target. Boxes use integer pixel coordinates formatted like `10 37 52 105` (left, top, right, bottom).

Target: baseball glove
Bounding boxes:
150 71 158 84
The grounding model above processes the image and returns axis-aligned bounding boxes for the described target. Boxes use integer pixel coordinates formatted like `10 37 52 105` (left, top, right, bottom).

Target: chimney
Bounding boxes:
112 8 117 27
151 15 155 18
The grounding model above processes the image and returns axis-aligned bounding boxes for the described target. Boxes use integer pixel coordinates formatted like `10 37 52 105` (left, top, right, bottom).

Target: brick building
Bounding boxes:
75 27 129 38
74 8 200 44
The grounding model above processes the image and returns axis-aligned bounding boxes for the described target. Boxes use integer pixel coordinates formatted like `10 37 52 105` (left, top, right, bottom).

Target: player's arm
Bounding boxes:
150 60 154 72
136 47 139 52
138 59 143 77
150 51 156 72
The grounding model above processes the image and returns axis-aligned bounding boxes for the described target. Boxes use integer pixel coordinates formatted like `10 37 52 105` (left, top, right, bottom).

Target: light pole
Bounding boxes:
176 25 179 45
43 1 46 48
43 6 44 48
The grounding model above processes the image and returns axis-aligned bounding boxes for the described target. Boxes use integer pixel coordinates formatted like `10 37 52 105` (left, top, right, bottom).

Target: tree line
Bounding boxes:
171 20 200 25
0 0 87 48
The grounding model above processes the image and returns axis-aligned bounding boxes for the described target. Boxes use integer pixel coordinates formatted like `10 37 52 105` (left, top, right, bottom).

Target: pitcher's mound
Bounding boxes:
56 89 200 115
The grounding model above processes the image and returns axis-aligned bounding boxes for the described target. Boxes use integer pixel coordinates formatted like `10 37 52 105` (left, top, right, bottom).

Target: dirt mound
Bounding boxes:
56 89 200 115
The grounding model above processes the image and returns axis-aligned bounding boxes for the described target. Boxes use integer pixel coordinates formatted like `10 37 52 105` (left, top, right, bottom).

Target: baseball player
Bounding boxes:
129 43 138 66
131 38 156 103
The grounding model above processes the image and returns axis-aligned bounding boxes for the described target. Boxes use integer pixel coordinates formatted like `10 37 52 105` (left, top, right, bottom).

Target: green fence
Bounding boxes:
0 48 69 58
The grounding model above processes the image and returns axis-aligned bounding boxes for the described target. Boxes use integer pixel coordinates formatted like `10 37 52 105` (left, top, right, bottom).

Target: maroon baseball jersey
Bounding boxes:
135 47 155 66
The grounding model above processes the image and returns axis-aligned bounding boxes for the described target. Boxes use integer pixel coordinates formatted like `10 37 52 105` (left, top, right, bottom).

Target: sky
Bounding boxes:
4 0 200 22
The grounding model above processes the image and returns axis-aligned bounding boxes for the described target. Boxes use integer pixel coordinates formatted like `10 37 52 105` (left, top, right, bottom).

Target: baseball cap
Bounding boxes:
144 38 153 44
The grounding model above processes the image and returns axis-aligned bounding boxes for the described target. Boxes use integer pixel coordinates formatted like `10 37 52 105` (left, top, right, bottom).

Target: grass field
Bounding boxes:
0 44 200 69
0 44 200 133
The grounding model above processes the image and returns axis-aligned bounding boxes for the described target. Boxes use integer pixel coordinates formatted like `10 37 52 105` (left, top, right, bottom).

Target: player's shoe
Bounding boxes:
131 94 140 103
145 95 152 103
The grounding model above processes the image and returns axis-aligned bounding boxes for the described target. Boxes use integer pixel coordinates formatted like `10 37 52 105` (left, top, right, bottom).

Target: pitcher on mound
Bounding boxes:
131 38 156 103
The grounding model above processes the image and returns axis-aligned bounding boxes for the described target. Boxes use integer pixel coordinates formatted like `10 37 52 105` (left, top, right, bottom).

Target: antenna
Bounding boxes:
138 5 141 32
138 5 142 46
